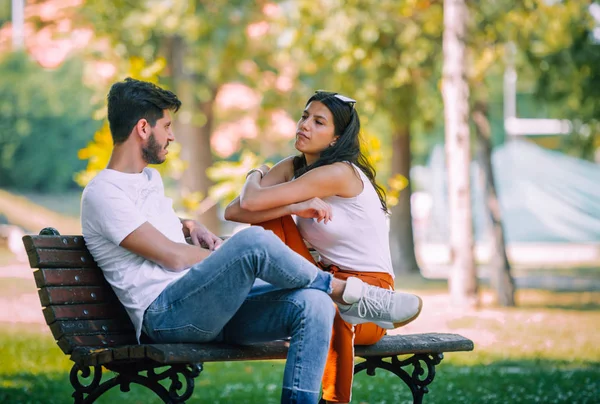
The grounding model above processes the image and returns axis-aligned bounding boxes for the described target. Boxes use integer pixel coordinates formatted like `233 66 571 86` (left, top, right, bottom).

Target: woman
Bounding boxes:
225 90 422 404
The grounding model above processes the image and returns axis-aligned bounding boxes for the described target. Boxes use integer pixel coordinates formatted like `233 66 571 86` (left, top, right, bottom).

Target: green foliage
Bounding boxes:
278 0 444 127
79 0 289 111
468 0 599 158
206 151 265 206
0 1 10 26
520 1 600 159
0 52 100 192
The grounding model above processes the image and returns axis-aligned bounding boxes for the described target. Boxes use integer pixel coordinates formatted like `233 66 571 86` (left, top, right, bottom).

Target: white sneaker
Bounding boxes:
338 277 422 329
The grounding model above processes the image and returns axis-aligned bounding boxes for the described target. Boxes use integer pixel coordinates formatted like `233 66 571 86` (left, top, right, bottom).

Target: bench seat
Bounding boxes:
71 333 473 367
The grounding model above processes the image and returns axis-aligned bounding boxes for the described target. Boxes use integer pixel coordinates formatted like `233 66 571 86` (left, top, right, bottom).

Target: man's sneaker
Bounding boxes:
338 277 422 329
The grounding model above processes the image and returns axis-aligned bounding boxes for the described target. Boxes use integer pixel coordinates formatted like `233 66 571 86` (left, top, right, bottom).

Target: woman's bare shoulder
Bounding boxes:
262 155 296 185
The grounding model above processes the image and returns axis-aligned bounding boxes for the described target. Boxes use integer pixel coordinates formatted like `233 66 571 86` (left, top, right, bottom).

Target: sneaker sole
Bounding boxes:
376 295 423 329
340 296 424 330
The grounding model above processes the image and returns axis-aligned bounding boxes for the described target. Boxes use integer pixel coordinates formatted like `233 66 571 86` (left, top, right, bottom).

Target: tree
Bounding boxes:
472 101 515 306
443 0 478 307
462 0 597 306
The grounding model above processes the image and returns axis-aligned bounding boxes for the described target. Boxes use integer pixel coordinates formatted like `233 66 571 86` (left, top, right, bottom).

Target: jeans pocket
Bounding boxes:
152 323 216 343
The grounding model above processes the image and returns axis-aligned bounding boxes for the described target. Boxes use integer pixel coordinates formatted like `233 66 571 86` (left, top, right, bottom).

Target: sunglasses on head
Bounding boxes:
315 90 357 108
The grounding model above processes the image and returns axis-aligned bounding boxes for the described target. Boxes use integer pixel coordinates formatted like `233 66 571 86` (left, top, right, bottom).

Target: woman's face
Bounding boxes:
295 101 338 156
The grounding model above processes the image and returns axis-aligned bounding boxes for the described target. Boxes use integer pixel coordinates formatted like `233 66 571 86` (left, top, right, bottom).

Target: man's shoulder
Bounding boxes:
82 171 117 199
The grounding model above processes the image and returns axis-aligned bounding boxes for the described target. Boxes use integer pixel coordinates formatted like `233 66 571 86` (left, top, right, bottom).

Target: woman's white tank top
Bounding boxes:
295 164 394 278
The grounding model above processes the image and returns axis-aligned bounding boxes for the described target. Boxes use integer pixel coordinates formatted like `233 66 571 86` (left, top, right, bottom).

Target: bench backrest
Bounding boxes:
22 228 136 355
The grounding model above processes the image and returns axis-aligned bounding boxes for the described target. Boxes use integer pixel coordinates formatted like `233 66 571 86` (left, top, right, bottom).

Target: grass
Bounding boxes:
1 283 599 404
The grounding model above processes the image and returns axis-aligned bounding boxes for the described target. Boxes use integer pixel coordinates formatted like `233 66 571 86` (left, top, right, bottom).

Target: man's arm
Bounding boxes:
120 222 210 272
180 218 223 250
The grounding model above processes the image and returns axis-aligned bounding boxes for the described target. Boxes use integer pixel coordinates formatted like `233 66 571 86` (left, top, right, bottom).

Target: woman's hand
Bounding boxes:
258 164 270 176
290 198 333 224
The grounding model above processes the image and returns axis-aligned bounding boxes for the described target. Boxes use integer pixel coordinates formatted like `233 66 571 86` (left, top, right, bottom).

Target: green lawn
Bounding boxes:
1 284 599 404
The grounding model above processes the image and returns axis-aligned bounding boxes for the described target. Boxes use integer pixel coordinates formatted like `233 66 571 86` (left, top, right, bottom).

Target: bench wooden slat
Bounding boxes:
144 333 474 364
34 268 106 287
27 248 97 269
71 345 148 367
23 235 87 251
147 341 290 363
70 333 475 367
354 333 474 356
49 319 135 340
58 333 137 354
43 303 128 324
39 286 114 306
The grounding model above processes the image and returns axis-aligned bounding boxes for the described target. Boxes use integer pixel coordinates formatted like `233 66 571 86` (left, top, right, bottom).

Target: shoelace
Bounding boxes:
356 286 393 319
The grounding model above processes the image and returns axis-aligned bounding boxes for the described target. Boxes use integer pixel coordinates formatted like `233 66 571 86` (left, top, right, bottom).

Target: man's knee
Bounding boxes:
231 226 277 249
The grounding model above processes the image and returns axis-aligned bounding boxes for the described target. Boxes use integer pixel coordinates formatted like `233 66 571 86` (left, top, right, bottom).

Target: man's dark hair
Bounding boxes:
107 78 181 144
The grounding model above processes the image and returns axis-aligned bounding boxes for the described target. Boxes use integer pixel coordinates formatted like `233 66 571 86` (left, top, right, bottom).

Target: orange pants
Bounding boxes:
256 216 393 403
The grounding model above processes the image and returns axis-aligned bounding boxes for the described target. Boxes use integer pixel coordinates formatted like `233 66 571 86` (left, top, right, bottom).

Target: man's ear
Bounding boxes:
135 119 150 140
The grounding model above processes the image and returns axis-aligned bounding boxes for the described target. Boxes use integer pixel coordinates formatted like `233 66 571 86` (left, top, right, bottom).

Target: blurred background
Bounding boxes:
0 1 599 403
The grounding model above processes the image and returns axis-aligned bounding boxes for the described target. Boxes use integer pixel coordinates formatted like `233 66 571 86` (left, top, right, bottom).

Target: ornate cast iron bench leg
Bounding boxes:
353 353 444 404
70 362 203 403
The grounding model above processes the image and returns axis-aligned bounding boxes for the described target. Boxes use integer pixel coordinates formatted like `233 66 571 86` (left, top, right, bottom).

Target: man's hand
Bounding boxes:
185 221 223 251
290 198 333 224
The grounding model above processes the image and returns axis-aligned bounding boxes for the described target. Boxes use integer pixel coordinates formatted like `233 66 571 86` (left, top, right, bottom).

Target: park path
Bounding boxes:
0 263 46 324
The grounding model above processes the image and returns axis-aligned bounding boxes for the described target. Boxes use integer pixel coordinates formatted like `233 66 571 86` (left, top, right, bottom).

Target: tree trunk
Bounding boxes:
389 124 421 277
473 101 516 306
168 36 220 233
443 0 478 307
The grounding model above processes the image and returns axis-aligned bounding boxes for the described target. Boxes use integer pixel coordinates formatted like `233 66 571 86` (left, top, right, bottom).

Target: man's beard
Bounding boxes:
142 132 166 164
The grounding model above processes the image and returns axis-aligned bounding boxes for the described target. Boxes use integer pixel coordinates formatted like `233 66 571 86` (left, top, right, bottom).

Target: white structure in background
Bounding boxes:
0 225 27 262
11 0 24 50
503 42 572 137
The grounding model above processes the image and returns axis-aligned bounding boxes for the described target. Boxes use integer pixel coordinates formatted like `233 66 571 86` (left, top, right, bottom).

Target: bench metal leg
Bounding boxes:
70 362 203 403
351 353 444 404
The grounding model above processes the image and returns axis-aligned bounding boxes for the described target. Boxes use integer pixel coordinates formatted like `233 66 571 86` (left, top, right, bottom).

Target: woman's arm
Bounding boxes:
239 161 361 212
224 157 295 224
225 195 295 224
225 195 333 224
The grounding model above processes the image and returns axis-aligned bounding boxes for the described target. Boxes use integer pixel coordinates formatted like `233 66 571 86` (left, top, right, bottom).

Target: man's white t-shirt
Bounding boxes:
81 168 190 341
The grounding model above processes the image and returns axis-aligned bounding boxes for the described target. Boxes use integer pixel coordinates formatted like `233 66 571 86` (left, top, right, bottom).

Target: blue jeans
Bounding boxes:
143 227 336 404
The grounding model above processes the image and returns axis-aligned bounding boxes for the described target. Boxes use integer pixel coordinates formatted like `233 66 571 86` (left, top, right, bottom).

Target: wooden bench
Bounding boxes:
23 227 474 404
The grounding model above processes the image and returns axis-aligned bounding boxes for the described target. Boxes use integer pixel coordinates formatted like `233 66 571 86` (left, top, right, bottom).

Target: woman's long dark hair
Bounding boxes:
293 91 388 213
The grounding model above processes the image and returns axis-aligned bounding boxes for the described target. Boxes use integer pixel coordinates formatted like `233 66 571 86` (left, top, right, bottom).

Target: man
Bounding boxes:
81 78 421 404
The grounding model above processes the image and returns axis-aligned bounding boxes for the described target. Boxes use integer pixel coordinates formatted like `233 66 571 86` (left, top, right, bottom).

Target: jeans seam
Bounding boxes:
291 311 305 398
